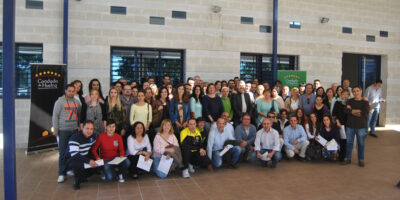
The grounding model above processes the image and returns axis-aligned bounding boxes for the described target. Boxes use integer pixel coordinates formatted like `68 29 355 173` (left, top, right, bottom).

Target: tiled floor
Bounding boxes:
1 130 400 200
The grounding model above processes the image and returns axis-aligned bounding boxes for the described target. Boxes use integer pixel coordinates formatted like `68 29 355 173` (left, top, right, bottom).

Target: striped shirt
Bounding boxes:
68 131 96 163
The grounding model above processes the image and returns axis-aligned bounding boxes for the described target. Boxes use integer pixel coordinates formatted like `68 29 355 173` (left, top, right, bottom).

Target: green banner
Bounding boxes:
277 70 307 89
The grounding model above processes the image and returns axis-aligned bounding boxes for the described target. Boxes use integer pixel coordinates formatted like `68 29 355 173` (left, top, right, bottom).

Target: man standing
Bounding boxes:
364 79 385 137
342 79 353 97
253 118 282 168
207 118 242 168
245 81 255 103
53 84 82 183
283 115 309 161
66 120 97 190
231 81 253 126
162 75 170 87
120 84 137 126
299 83 316 115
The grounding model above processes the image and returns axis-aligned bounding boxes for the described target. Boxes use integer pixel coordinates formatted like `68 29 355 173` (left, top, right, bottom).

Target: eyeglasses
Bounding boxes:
307 98 310 104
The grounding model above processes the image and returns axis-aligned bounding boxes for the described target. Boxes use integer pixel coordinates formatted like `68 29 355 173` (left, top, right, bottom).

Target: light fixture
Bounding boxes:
211 5 222 13
320 17 329 23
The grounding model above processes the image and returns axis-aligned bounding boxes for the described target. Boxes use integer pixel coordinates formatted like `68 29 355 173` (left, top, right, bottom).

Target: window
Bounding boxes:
110 6 126 15
240 53 298 84
380 31 388 37
342 27 352 34
150 17 165 25
0 43 43 97
172 11 186 19
259 25 271 33
111 47 184 85
26 0 43 9
241 17 254 24
366 35 375 42
289 21 301 29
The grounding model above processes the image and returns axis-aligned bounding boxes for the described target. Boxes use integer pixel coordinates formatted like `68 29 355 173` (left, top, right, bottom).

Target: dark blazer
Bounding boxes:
231 92 253 124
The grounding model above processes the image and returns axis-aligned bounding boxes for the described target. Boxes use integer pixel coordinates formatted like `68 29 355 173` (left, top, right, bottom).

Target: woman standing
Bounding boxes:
105 87 127 137
152 87 170 132
126 122 152 179
272 88 285 110
80 89 106 138
255 85 265 101
72 80 85 104
214 81 222 97
152 119 182 178
324 88 335 113
284 87 300 114
295 107 306 126
220 87 233 120
84 79 105 103
344 86 369 167
313 95 330 123
130 91 152 131
332 89 350 162
202 83 224 126
256 89 279 125
190 85 204 119
169 84 191 141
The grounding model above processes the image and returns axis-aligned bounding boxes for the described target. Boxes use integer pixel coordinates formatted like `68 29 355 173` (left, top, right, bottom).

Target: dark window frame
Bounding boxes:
172 11 187 19
26 0 43 9
241 17 254 25
150 16 165 25
110 47 185 86
289 21 301 29
110 6 127 15
342 27 352 34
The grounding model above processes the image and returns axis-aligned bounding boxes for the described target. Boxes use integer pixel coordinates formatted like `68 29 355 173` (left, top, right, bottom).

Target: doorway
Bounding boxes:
342 53 381 91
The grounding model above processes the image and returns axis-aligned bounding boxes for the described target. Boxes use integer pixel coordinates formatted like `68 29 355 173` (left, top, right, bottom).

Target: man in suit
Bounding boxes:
231 81 253 126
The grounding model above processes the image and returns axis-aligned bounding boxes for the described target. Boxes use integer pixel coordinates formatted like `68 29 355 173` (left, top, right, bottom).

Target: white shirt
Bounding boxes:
126 134 152 156
290 98 299 111
241 93 247 113
254 128 280 152
364 84 384 109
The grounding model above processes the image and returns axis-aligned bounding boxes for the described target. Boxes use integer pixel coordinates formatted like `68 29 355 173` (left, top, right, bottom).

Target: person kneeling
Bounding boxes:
66 120 98 190
207 118 242 168
283 115 309 161
92 120 131 182
252 118 282 168
181 118 213 178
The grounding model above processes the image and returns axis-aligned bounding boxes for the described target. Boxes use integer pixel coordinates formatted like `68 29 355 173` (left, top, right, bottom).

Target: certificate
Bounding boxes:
84 159 104 169
108 157 127 165
219 144 233 156
137 155 153 172
316 135 327 146
157 155 174 175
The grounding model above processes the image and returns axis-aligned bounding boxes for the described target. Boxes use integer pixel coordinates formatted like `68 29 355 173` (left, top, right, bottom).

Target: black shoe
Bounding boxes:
296 156 305 162
230 163 239 169
370 133 378 138
73 183 80 190
358 161 365 167
341 160 351 165
270 162 277 168
132 174 139 179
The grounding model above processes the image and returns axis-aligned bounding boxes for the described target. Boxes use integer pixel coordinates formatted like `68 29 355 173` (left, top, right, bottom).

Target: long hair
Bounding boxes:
307 113 320 134
157 87 169 100
295 107 306 125
190 85 204 103
89 78 104 100
107 87 122 111
173 84 189 103
158 119 174 135
322 114 334 130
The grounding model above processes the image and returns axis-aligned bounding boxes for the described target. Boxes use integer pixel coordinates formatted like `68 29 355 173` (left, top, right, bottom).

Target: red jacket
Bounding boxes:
92 132 125 161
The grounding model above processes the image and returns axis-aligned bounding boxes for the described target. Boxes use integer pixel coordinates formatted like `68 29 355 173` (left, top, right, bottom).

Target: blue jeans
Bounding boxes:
103 158 131 181
58 130 76 175
346 128 368 161
153 157 168 179
322 146 340 158
368 108 380 134
211 146 242 168
251 149 282 166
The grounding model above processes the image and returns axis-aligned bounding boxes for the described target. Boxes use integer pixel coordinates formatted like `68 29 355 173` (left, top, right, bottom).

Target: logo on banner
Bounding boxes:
34 71 61 90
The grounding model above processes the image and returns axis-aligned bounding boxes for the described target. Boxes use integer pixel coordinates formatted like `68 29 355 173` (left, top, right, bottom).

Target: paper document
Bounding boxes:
84 159 104 169
157 155 174 175
339 125 346 139
137 155 153 172
316 136 327 146
260 152 271 161
219 144 233 156
108 157 127 165
326 139 338 151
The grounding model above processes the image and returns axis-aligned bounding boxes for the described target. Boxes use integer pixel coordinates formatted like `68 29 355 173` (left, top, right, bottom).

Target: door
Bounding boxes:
342 53 381 89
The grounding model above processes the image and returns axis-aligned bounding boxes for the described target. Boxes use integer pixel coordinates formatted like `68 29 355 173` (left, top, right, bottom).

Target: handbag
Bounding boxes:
305 140 323 160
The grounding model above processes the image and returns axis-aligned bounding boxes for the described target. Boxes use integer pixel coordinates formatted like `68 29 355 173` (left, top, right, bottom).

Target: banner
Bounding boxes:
277 70 307 89
27 64 66 153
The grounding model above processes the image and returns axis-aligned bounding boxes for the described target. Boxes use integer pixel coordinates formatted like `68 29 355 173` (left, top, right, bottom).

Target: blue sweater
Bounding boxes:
68 131 96 163
169 98 191 124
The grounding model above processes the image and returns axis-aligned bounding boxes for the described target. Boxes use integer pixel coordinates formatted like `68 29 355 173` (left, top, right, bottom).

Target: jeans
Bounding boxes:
251 149 282 166
322 146 340 158
103 158 131 181
346 127 368 161
368 108 380 134
211 146 242 168
153 157 168 179
58 130 76 175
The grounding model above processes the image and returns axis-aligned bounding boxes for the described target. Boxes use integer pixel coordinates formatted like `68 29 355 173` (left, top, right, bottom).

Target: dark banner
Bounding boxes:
27 64 66 153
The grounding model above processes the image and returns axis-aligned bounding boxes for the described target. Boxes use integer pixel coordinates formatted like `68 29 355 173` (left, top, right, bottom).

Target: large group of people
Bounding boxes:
52 75 384 190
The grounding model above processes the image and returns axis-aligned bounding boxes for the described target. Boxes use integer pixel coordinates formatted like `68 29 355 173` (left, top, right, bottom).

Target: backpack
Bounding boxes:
305 140 323 160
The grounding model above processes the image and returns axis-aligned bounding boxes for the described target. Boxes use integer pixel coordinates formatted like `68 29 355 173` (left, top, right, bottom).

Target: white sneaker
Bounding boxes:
57 175 65 183
118 174 125 183
66 170 74 176
188 164 195 173
100 175 106 181
182 169 190 178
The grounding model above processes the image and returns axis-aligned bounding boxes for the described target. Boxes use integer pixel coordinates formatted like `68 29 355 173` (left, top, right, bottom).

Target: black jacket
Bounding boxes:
231 92 253 123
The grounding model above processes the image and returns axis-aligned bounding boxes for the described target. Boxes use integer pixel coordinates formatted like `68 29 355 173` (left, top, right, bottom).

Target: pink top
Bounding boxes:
152 133 179 157
84 94 105 104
